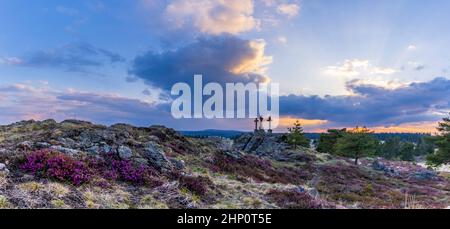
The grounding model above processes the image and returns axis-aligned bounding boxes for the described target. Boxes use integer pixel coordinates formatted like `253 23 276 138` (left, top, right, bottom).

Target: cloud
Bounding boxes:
56 5 79 17
0 57 23 65
408 61 425 71
407 44 417 51
323 59 397 77
276 36 288 45
129 36 272 90
165 0 260 35
0 83 169 126
280 77 450 127
276 3 300 18
5 43 125 73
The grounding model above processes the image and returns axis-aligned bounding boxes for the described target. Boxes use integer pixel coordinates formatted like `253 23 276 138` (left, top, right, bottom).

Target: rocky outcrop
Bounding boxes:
233 132 316 162
0 119 188 173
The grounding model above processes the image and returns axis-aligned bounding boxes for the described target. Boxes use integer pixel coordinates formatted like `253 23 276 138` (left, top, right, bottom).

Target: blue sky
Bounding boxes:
0 0 449 132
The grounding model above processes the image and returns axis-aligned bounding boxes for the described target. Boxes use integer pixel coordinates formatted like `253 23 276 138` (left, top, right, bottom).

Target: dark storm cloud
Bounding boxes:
128 35 270 91
280 77 450 126
13 42 125 73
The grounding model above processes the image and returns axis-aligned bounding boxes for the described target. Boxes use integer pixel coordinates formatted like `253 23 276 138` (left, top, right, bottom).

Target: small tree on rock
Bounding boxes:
287 120 310 148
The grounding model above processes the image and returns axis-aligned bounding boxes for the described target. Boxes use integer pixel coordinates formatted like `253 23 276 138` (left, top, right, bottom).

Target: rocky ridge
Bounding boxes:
0 120 449 209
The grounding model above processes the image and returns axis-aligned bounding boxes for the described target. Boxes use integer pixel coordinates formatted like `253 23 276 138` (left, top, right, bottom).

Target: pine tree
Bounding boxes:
427 113 450 166
287 120 310 148
316 129 347 154
335 127 378 165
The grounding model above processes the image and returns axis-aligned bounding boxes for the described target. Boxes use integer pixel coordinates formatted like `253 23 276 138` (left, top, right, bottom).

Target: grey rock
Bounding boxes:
58 138 77 148
412 170 438 180
35 142 51 149
372 160 387 171
0 163 6 171
148 135 160 142
372 160 400 177
118 146 133 159
50 146 79 156
169 158 185 170
144 141 173 171
99 142 113 154
223 150 244 159
18 141 33 149
86 146 100 155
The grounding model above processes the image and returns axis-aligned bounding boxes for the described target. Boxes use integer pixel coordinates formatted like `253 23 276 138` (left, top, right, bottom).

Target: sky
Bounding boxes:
0 0 449 132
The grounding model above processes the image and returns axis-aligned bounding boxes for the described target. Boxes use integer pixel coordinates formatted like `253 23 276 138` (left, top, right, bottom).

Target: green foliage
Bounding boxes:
287 121 310 148
427 113 450 166
399 142 415 161
316 129 347 154
335 127 378 165
377 137 418 161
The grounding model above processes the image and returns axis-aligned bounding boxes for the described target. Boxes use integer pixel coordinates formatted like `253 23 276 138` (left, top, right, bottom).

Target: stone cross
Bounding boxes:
267 116 273 132
259 116 264 130
254 118 259 131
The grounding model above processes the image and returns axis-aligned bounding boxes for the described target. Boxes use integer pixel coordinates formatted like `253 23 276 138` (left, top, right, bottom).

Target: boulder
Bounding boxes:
169 158 185 170
118 146 133 159
50 146 79 156
35 142 51 149
412 170 438 181
144 141 173 171
17 141 33 150
0 163 6 171
86 146 100 155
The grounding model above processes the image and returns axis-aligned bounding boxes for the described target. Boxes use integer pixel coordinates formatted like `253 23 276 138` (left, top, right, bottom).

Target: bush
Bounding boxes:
20 150 162 187
210 153 311 184
20 150 90 186
88 153 162 186
179 175 212 196
267 189 322 209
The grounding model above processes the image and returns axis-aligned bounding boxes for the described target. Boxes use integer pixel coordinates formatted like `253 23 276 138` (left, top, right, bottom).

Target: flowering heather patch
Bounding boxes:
20 150 90 186
89 153 162 187
20 150 163 187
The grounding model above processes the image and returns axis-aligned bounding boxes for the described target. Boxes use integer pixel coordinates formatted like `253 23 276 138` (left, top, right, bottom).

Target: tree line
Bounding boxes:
287 113 450 167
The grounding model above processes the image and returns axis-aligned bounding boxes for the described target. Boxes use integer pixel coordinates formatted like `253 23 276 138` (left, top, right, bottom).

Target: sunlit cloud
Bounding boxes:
277 3 300 18
323 59 397 77
407 44 417 51
165 0 260 35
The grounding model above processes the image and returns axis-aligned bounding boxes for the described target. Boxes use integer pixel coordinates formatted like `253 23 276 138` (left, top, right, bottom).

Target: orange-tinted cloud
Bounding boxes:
370 121 438 134
277 117 328 129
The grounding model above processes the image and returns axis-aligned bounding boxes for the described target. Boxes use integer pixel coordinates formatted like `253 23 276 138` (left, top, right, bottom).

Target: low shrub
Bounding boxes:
210 153 311 184
267 189 322 209
20 150 90 186
179 175 213 196
20 150 163 187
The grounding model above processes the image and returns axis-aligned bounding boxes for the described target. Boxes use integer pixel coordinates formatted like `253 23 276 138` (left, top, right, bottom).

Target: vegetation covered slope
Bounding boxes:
0 120 449 209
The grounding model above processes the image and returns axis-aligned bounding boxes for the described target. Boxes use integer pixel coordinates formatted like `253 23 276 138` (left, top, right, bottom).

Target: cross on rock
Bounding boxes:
267 116 273 133
259 116 264 130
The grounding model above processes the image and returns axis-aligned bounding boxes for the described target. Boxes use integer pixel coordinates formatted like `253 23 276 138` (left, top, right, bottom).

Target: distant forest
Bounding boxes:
181 130 430 143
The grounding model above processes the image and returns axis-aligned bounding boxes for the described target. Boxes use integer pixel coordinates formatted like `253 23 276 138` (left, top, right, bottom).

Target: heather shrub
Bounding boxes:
89 153 162 187
267 189 322 209
211 153 310 184
20 150 90 186
179 175 213 196
20 150 163 187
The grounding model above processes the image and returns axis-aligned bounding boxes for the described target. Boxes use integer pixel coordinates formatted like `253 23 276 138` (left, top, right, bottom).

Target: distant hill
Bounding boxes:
182 130 430 143
180 129 248 139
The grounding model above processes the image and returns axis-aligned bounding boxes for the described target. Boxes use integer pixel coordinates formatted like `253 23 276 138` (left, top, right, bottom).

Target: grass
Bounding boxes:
0 195 10 209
